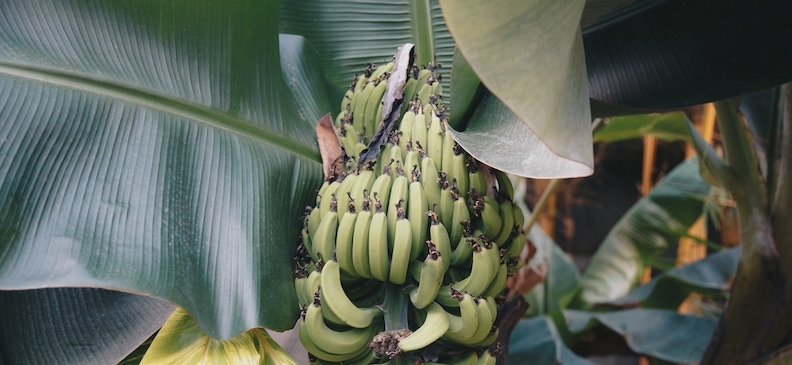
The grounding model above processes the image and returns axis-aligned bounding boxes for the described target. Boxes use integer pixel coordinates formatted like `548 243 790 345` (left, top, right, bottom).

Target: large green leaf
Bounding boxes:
440 0 594 178
564 309 717 364
0 288 173 364
611 247 739 309
140 308 296 365
280 0 455 94
509 316 596 365
593 112 692 143
571 159 711 308
0 1 327 339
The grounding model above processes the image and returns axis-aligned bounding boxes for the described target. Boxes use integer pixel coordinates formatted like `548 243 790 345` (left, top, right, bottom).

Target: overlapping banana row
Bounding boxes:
293 61 526 364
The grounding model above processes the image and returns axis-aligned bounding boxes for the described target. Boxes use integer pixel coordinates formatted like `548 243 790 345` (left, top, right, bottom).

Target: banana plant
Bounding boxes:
2 0 792 364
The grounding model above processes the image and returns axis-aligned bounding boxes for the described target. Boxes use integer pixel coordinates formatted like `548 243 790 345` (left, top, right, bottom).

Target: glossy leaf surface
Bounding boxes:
0 2 326 339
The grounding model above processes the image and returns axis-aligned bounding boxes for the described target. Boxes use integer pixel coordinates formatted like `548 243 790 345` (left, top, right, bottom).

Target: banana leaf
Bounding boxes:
0 288 173 365
509 316 596 365
0 1 327 341
140 308 296 365
564 308 717 364
593 112 692 143
571 159 711 308
610 247 739 309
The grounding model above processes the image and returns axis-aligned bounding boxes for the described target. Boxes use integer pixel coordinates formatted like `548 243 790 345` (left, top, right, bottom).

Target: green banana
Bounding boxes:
389 204 412 285
468 162 487 196
340 89 354 117
440 123 455 177
404 142 420 175
370 61 394 79
451 144 469 197
387 168 409 246
494 170 514 201
437 175 455 230
397 109 415 153
444 293 480 341
428 211 452 273
312 196 339 261
302 301 375 355
505 232 526 260
492 200 515 246
336 200 358 276
336 174 358 217
431 78 443 100
398 302 451 352
352 165 375 213
318 181 340 218
474 350 496 365
352 80 375 135
453 239 495 297
316 180 331 206
446 296 494 346
450 233 475 267
407 170 429 261
352 197 374 278
435 285 461 308
369 171 392 215
483 250 509 297
306 206 322 239
409 243 445 309
401 76 418 115
298 316 372 363
420 153 442 211
513 203 525 231
294 268 312 307
478 196 502 239
450 190 472 246
389 146 404 180
416 82 434 106
368 197 390 282
364 78 388 140
412 108 428 151
320 259 382 328
426 110 444 171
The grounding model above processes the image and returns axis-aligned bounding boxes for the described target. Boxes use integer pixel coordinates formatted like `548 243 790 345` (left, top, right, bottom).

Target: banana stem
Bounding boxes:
524 178 561 234
383 283 411 365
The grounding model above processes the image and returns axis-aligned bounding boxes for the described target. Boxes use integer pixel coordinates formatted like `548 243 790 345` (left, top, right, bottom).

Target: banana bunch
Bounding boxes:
294 61 526 364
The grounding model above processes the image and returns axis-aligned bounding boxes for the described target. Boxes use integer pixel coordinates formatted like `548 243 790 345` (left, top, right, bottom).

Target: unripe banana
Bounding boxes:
302 300 376 355
389 204 412 285
352 197 374 278
492 200 516 246
450 190 472 246
352 81 375 135
426 111 444 171
298 317 372 363
409 243 445 309
437 174 455 230
420 152 442 211
312 196 339 261
476 195 502 239
447 296 495 346
320 259 383 328
505 232 526 260
301 226 317 263
495 169 515 202
398 109 416 153
468 162 487 197
340 89 354 117
354 67 370 92
352 166 376 213
316 180 331 206
387 168 409 246
336 198 358 276
435 285 461 308
444 293 480 341
407 169 429 261
404 142 420 175
513 203 526 231
483 250 509 297
451 144 470 197
416 82 434 106
428 211 452 273
389 146 404 180
431 79 443 100
398 302 450 352
412 107 428 152
369 171 392 215
453 352 480 365
294 268 312 307
336 178 358 215
344 124 361 159
318 181 341 218
440 124 455 176
364 78 388 140
370 61 394 79
453 239 495 297
415 68 432 93
451 233 475 267
474 350 496 365
368 197 390 282
306 206 322 240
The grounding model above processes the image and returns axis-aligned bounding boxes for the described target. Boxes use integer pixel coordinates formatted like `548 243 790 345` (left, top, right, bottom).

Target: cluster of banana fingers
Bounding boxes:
293 61 526 364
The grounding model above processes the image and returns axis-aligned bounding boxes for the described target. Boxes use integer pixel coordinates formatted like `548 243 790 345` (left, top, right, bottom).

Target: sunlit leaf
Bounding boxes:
441 0 593 178
594 112 692 143
141 308 296 365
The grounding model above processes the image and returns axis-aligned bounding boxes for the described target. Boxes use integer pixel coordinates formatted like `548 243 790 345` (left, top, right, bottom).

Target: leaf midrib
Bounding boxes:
0 62 321 162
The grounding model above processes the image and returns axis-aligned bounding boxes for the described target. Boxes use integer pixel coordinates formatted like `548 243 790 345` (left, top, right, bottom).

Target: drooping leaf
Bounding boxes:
522 218 580 316
441 0 594 178
584 1 792 109
564 309 717 364
140 308 296 365
448 92 593 178
593 112 692 143
571 159 711 308
0 2 327 339
611 247 739 309
509 316 596 365
0 288 173 365
279 0 455 95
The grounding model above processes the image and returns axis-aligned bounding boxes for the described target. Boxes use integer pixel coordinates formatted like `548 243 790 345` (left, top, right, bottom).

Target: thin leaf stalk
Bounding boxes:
410 0 435 67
